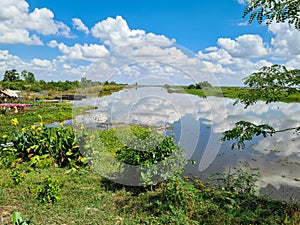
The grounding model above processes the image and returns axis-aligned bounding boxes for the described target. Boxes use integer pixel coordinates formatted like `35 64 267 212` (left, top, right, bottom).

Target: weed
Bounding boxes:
10 166 24 185
36 176 61 204
11 211 32 225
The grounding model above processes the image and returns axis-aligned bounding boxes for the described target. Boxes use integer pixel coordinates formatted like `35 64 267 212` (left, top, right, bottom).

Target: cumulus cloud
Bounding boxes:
0 49 89 81
197 34 275 85
48 41 109 61
269 22 300 58
32 58 52 68
91 16 175 47
0 0 72 45
72 18 89 35
217 34 268 58
236 0 246 4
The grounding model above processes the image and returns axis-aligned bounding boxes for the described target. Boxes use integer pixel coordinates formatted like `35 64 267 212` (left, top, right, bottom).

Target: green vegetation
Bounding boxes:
0 118 299 224
221 1 300 149
11 211 32 225
169 85 300 103
0 69 125 99
98 83 125 97
221 65 300 149
0 102 72 136
0 117 85 170
243 0 300 31
187 81 212 90
36 176 61 204
0 167 299 224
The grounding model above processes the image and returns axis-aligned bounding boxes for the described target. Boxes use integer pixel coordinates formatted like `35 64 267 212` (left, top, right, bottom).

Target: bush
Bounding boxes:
115 127 185 185
36 176 61 204
188 81 212 89
0 117 85 169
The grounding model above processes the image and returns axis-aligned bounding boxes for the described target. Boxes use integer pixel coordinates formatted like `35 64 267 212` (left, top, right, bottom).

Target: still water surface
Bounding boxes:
74 87 300 201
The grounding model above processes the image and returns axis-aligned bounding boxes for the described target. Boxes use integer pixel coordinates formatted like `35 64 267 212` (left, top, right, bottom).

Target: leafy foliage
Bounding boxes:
2 69 20 82
219 162 260 195
11 211 32 225
222 121 275 149
243 0 300 30
187 81 212 89
36 176 61 204
10 166 24 185
222 2 300 150
236 65 300 107
115 128 185 186
0 117 85 169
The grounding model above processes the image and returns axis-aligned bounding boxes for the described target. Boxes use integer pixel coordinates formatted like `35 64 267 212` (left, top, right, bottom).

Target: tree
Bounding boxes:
2 69 20 82
222 0 300 149
236 65 300 107
243 0 300 30
187 81 212 89
21 70 36 83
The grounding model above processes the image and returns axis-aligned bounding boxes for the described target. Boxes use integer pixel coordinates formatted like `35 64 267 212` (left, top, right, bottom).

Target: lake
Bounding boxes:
73 86 300 201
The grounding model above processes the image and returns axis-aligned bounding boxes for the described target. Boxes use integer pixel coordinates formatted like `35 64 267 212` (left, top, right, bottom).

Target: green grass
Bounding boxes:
169 86 300 103
0 167 299 224
0 102 73 136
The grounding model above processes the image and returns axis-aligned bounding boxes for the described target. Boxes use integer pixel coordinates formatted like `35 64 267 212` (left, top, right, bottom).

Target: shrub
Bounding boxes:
0 117 85 169
36 176 61 204
115 127 185 186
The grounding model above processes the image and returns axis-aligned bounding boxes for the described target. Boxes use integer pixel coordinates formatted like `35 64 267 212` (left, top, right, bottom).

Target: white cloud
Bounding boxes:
91 16 175 47
197 34 275 85
205 46 218 52
237 0 246 4
32 58 52 68
48 40 58 48
72 18 89 35
49 41 109 61
269 22 300 58
0 0 72 45
237 22 249 26
0 50 89 81
217 34 268 58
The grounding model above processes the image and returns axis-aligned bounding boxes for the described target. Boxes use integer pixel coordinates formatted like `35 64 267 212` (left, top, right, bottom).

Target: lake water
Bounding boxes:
74 87 300 201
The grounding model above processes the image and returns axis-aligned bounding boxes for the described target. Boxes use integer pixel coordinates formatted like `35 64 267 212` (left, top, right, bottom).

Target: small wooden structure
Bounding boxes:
0 89 20 101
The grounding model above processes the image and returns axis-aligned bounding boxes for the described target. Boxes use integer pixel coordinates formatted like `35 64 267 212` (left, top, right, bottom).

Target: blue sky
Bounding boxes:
0 0 299 85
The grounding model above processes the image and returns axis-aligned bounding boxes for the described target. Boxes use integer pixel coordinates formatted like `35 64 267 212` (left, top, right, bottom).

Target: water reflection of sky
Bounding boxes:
74 87 300 201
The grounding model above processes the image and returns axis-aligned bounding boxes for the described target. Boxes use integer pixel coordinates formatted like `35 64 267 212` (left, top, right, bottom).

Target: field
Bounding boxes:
168 86 300 103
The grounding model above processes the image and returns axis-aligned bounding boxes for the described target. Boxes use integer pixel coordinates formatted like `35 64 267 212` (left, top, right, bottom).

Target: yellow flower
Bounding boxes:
11 118 19 126
21 128 26 133
59 122 64 127
31 125 36 130
37 127 42 131
38 122 43 127
2 134 7 139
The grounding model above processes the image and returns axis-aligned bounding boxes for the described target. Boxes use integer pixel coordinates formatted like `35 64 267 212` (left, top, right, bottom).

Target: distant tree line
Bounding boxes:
0 69 119 92
187 81 212 89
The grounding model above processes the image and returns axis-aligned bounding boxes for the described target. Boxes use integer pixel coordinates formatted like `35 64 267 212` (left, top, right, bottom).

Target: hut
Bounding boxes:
0 89 20 102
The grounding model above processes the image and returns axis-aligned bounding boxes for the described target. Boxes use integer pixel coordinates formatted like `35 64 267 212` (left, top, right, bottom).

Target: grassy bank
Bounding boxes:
169 86 300 103
0 121 299 224
0 167 299 224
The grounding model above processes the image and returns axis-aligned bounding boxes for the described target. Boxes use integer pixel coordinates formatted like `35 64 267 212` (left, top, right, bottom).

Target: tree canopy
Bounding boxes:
222 0 300 149
3 69 20 82
243 0 300 30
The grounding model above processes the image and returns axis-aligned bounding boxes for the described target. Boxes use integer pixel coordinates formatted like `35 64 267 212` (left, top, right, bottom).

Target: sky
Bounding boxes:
0 0 299 85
